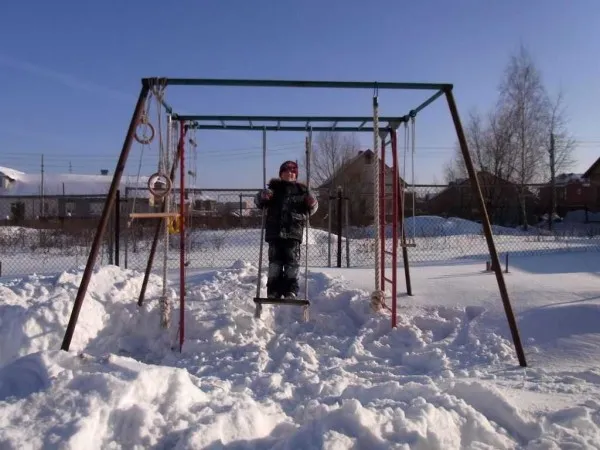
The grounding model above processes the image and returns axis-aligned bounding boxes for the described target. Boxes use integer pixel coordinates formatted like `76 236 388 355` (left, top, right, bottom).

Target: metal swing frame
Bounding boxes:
58 77 527 368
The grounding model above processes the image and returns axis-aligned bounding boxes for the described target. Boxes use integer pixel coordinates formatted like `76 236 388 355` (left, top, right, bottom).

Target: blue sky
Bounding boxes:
0 0 599 189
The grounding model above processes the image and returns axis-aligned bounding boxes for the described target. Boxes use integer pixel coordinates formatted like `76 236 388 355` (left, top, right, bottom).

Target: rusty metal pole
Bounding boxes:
61 80 150 351
115 189 120 267
444 86 527 368
178 121 187 352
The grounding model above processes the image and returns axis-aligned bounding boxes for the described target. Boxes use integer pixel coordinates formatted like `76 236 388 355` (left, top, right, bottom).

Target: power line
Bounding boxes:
3 141 599 163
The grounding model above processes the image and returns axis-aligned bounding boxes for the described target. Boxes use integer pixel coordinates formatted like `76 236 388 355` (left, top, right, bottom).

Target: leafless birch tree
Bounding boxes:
445 44 575 228
302 130 359 188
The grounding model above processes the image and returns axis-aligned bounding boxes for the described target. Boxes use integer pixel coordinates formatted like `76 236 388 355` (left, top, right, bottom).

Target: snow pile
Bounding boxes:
354 215 539 239
0 258 599 447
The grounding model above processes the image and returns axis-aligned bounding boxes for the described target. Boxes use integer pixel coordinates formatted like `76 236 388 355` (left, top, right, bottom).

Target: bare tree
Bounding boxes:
445 44 574 228
443 107 515 183
497 44 551 229
302 130 359 188
444 106 520 224
547 89 577 176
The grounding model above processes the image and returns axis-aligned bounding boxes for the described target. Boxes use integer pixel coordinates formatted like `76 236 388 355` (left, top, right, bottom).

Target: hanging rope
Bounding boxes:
372 86 381 295
129 92 155 227
254 127 268 317
303 127 312 321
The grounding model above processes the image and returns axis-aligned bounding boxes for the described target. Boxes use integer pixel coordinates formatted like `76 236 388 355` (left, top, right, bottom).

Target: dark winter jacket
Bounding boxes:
254 178 318 243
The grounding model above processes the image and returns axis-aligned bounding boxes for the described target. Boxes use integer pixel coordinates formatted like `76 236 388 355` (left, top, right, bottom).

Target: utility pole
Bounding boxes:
549 133 556 231
40 154 45 218
69 161 72 173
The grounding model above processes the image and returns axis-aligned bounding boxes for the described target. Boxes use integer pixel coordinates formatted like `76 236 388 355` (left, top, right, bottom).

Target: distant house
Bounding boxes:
583 156 600 186
0 165 214 222
425 171 537 226
538 173 597 215
582 157 600 212
316 149 408 226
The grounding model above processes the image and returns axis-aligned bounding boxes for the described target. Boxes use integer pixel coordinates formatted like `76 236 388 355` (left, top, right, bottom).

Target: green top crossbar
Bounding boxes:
176 115 408 122
142 77 452 91
182 114 411 132
141 79 449 132
187 124 383 132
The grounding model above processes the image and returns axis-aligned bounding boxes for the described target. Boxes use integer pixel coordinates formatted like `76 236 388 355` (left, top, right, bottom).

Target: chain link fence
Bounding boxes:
1 184 599 278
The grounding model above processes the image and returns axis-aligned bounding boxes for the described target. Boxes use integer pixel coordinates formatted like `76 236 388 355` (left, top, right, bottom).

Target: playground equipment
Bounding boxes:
59 77 527 367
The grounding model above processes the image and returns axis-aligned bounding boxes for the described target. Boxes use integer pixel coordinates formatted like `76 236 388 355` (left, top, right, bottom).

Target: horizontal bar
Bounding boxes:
176 114 409 123
129 212 180 219
143 77 452 91
384 250 394 255
186 124 386 132
409 89 446 117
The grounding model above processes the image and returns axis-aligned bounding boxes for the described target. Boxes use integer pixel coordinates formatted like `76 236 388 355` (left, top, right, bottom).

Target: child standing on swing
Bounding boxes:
254 160 318 299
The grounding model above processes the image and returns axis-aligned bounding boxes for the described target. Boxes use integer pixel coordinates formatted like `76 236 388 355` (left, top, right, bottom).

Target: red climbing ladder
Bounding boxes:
379 126 413 328
379 127 398 326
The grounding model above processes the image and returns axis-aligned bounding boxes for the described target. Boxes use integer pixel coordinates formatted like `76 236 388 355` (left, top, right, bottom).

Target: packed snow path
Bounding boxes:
1 255 600 448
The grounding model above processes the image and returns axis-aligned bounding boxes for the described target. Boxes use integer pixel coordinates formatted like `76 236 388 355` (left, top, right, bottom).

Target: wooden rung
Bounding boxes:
129 212 180 219
254 297 310 306
384 276 393 284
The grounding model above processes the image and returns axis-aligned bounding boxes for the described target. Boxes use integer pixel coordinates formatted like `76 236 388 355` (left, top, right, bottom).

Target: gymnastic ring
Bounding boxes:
147 172 172 199
134 116 155 145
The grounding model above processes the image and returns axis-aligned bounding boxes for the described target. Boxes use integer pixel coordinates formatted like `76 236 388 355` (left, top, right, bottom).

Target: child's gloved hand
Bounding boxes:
260 189 273 200
305 195 316 206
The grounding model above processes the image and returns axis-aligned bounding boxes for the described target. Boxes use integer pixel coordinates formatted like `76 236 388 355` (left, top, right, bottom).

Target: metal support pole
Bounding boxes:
124 189 129 269
61 81 150 352
345 197 350 268
444 86 527 367
379 136 386 292
327 197 332 267
108 202 114 265
393 129 412 297
549 133 556 231
178 121 187 352
389 128 398 327
115 189 120 267
336 187 343 268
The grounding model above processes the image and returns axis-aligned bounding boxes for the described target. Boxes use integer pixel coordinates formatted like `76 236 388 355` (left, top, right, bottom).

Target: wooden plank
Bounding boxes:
129 212 180 219
253 297 310 306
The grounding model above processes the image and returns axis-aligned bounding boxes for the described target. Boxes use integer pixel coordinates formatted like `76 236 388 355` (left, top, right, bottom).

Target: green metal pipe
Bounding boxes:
175 114 410 123
144 77 452 91
186 124 386 132
409 89 445 117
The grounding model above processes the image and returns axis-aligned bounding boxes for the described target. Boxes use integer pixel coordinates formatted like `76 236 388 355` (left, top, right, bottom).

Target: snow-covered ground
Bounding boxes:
1 247 600 448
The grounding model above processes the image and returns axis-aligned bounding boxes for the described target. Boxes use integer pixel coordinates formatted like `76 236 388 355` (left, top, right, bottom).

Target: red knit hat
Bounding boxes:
279 160 298 176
